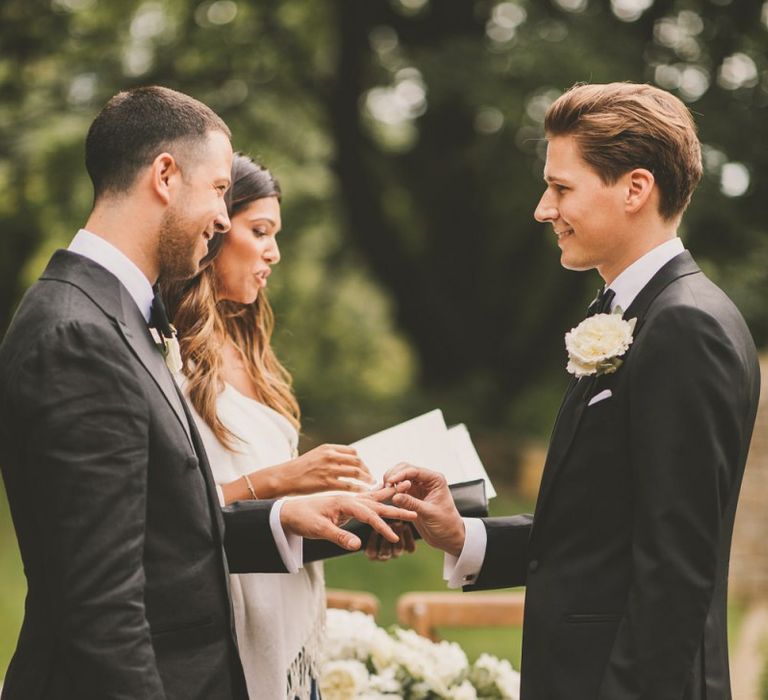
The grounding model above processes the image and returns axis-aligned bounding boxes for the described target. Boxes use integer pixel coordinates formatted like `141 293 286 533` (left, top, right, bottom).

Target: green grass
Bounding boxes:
0 486 25 678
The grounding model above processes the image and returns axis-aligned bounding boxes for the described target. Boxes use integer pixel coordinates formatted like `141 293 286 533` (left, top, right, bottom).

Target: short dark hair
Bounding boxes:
545 82 703 221
85 85 231 200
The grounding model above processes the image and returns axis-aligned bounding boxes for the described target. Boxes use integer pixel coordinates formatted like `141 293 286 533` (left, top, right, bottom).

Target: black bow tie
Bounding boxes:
586 287 616 317
149 286 174 338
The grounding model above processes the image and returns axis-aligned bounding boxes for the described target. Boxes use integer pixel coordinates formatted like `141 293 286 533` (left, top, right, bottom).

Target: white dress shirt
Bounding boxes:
444 237 686 588
67 229 303 572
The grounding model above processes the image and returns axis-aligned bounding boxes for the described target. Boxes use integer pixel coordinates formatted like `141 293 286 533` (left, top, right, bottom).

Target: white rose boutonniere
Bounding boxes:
565 308 637 378
149 326 184 374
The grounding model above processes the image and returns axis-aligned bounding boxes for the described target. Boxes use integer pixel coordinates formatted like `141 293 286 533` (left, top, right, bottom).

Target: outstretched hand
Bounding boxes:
383 464 466 557
279 486 417 552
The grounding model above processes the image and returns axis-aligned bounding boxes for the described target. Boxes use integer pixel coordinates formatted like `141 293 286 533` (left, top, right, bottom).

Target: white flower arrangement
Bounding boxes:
320 609 520 700
564 308 637 378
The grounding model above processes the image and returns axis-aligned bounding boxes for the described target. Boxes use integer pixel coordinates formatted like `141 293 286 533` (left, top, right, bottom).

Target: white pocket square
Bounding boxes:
588 389 612 406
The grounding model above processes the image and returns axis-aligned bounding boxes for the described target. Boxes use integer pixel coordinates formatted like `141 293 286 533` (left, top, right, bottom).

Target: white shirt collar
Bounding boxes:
607 238 685 313
68 229 155 322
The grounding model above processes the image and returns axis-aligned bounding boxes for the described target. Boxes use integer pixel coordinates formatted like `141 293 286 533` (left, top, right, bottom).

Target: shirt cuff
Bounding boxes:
443 517 487 589
215 484 226 508
269 499 303 574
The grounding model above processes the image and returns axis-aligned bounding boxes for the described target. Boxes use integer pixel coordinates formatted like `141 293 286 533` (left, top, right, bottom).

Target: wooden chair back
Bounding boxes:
396 591 525 641
326 588 381 618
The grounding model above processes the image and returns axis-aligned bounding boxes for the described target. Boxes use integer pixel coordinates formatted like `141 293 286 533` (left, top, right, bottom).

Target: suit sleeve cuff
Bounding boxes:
443 517 486 589
270 499 303 573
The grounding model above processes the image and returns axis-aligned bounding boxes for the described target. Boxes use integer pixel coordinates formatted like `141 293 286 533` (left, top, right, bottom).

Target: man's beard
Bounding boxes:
157 206 204 281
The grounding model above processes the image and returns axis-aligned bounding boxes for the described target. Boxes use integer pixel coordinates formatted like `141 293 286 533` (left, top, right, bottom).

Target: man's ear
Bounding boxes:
149 152 180 205
625 168 655 214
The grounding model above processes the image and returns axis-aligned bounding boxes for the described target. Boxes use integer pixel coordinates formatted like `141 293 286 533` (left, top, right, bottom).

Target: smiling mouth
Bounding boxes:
554 228 574 240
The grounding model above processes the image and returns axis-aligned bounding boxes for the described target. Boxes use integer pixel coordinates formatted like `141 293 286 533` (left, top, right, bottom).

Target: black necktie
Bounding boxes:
150 286 174 338
586 287 615 317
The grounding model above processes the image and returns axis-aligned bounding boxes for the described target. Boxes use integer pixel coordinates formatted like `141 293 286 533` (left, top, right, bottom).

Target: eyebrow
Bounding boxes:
248 217 279 227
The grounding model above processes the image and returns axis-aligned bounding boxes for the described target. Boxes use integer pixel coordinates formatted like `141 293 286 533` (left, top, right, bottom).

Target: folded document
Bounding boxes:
351 409 496 499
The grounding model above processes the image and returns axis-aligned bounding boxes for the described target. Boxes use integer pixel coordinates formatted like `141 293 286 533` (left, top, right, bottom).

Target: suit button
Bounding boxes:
528 559 539 572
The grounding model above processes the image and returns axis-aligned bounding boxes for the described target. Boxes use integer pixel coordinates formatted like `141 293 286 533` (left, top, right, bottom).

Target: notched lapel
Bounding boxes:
535 376 595 516
116 286 194 448
622 251 700 335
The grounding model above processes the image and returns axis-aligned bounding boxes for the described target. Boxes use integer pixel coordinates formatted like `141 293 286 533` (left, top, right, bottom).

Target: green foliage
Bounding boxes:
0 486 25 678
2 0 768 437
763 659 768 700
1 0 766 682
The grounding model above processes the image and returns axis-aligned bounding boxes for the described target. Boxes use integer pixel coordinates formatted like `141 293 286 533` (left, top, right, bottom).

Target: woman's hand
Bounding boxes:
270 444 375 496
221 444 376 504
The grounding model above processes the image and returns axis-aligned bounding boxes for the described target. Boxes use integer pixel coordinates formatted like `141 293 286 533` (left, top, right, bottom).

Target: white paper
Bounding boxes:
350 409 495 498
447 423 496 498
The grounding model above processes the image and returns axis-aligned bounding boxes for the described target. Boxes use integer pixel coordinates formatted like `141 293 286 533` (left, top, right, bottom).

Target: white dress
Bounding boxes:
182 380 325 700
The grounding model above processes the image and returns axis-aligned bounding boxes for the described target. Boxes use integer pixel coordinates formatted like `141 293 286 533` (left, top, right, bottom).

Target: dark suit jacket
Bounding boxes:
468 253 760 700
0 251 290 700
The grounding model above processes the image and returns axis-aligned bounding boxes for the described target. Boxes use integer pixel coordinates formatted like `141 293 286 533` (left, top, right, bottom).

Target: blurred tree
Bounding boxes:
0 0 766 434
310 0 768 423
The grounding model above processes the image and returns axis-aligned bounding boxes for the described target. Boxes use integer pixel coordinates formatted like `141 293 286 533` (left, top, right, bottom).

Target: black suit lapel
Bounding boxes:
620 250 700 329
115 286 194 448
533 251 702 521
42 250 194 447
534 376 595 516
172 384 226 532
121 303 227 545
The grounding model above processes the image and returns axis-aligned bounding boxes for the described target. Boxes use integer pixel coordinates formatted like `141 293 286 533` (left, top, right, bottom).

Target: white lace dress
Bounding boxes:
182 380 325 700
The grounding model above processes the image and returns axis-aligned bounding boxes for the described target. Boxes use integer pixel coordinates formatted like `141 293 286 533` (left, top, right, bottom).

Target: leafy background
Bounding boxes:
1 0 767 680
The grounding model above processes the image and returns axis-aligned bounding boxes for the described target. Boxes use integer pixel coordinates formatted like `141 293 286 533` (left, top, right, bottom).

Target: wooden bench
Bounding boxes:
326 588 380 618
396 591 525 641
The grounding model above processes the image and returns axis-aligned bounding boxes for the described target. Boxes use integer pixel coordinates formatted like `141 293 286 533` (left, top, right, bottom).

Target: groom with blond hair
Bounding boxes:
386 82 760 700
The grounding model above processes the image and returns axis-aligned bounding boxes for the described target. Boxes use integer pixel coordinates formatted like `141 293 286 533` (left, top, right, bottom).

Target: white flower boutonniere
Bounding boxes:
149 326 183 374
565 308 637 378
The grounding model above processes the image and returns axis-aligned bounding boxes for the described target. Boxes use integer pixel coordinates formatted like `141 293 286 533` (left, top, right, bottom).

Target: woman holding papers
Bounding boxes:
163 154 378 699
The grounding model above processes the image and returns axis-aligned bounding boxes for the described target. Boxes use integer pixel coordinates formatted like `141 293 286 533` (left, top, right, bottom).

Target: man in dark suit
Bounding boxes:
385 83 760 700
0 86 414 700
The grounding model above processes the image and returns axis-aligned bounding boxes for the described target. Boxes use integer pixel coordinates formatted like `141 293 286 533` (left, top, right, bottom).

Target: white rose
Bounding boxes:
320 659 370 700
370 629 397 671
446 679 479 699
322 609 382 663
564 311 636 377
470 653 521 699
366 667 403 695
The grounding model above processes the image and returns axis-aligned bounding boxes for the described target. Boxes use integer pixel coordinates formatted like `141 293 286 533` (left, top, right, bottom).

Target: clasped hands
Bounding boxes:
280 463 465 558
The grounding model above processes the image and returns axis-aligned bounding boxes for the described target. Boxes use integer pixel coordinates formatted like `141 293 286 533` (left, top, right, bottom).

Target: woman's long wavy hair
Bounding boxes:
162 154 300 448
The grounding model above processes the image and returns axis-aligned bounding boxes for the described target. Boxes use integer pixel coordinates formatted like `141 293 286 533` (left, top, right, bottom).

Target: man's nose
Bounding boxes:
214 205 230 234
534 190 557 223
